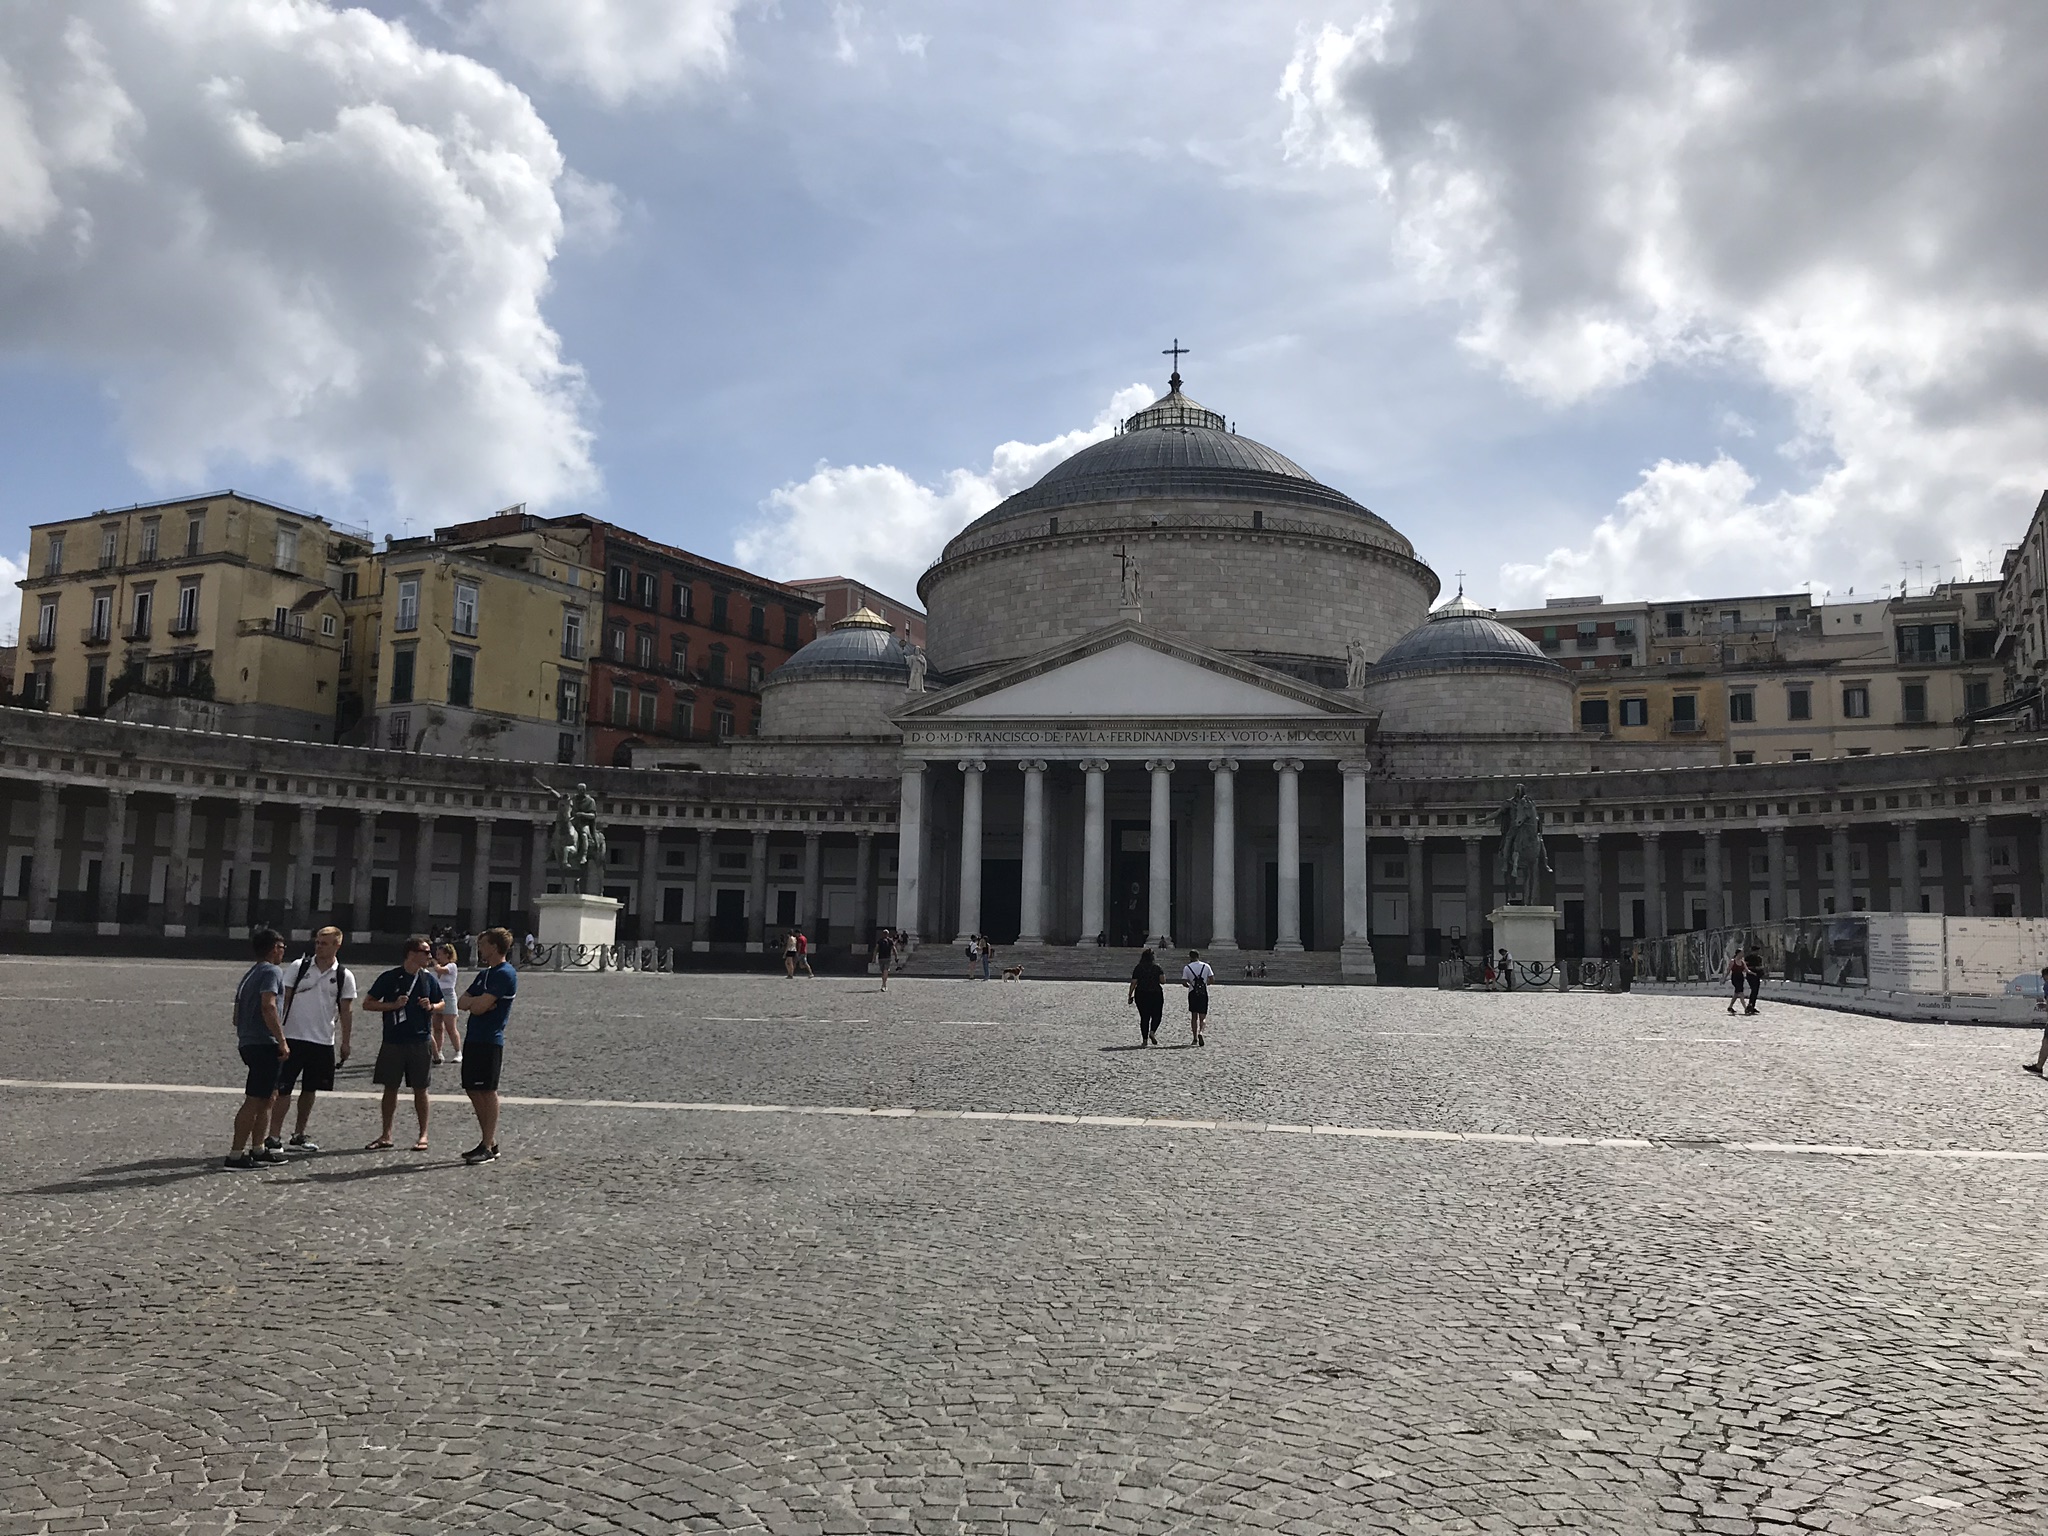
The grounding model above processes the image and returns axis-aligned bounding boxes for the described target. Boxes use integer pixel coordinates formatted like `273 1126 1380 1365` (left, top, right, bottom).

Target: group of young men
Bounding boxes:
227 924 517 1169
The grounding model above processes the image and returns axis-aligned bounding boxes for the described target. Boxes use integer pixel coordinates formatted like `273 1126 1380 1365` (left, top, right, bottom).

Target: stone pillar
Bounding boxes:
1897 821 1921 913
748 829 769 948
853 830 875 951
1017 760 1048 946
1831 823 1853 915
692 827 714 948
642 825 664 938
2037 813 2048 920
528 820 551 913
1146 758 1174 946
1767 826 1788 922
897 761 926 946
1340 761 1374 979
98 789 128 935
1968 815 1992 916
412 813 436 933
231 797 258 934
799 829 821 932
350 808 377 937
1080 759 1108 946
1702 829 1723 930
1404 829 1426 972
954 758 986 944
1274 758 1304 952
469 817 495 933
1462 835 1483 951
28 782 60 933
165 793 195 936
1208 758 1238 951
1642 831 1664 940
1580 832 1602 955
294 804 320 934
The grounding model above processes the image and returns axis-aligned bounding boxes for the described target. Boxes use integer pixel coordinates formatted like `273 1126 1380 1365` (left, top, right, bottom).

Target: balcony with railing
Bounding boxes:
24 631 57 653
236 615 339 649
80 624 112 647
125 621 151 642
168 614 200 637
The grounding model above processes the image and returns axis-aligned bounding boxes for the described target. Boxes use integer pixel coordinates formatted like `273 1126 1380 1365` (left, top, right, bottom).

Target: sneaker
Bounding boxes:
2025 1063 2044 1076
253 1146 289 1165
288 1134 320 1152
461 1143 499 1165
454 1052 464 1064
224 1152 256 1169
262 1136 284 1152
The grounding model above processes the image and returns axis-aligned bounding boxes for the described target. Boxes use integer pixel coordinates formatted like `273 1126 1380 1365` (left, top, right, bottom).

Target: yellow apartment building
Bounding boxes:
13 492 362 740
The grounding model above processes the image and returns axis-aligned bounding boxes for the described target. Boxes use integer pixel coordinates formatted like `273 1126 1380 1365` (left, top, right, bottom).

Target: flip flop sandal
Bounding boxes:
410 1139 430 1152
365 1137 395 1150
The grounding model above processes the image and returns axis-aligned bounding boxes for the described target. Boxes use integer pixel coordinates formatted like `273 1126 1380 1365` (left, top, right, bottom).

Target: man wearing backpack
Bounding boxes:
226 928 291 1169
263 925 358 1155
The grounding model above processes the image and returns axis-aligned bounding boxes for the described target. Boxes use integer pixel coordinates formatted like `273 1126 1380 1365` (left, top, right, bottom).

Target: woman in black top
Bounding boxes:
1128 947 1165 1046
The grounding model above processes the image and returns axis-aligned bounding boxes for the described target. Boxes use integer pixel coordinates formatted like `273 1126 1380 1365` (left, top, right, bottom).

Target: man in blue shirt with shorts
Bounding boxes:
457 926 518 1165
226 928 291 1169
362 936 443 1152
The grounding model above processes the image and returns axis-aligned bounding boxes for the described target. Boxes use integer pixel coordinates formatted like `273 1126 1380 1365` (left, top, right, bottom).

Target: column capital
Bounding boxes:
1207 757 1238 774
1144 757 1176 773
958 758 987 774
1403 828 1424 844
1702 826 1722 842
1017 758 1049 774
1579 827 1601 844
803 827 821 843
1078 757 1111 774
855 826 874 840
696 825 714 845
1641 828 1662 842
750 828 768 845
1338 758 1371 777
1272 757 1305 774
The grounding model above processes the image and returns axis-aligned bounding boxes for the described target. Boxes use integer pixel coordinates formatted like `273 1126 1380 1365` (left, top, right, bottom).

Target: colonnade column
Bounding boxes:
1404 829 1425 974
1079 760 1108 946
1462 835 1483 951
1273 759 1303 952
165 794 195 937
1898 821 1921 913
1703 829 1723 930
896 761 926 946
1580 832 1602 955
853 830 875 952
1146 758 1174 946
350 808 377 938
1016 760 1048 947
1967 815 1992 915
28 783 60 933
2038 813 2048 919
642 826 664 938
1767 827 1788 923
412 813 436 933
1208 759 1238 951
1831 824 1853 915
527 820 551 921
295 804 320 935
747 830 769 948
470 817 495 933
231 797 258 934
799 830 821 934
954 759 986 945
98 789 128 935
692 828 714 948
1642 831 1664 940
1340 761 1373 979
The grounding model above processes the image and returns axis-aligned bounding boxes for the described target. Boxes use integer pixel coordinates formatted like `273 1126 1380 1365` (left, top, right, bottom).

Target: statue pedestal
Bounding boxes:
1488 905 1558 967
535 892 621 951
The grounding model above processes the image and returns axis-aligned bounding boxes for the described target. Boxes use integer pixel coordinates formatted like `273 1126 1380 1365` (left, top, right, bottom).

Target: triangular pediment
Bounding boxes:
898 624 1360 722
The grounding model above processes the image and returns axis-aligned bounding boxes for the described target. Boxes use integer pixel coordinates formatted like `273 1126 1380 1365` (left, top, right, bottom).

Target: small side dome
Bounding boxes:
1370 594 1560 679
1361 589 1572 736
767 606 911 685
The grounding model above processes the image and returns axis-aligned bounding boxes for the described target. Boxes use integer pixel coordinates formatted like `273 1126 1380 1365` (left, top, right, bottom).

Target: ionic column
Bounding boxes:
28 782 60 932
897 761 926 946
1897 820 1920 913
1968 815 1992 916
747 829 769 948
528 820 551 914
1642 831 1664 940
954 758 986 944
231 797 258 934
1146 758 1174 946
1017 760 1048 946
1404 829 1425 971
165 793 195 936
1767 826 1788 922
470 817 495 933
350 808 377 936
1462 834 1483 948
799 828 821 931
1208 758 1239 951
1340 761 1373 978
1580 831 1602 954
412 812 436 933
97 789 128 935
692 827 715 946
1080 759 1108 945
1831 823 1853 915
1703 829 1724 930
294 804 320 933
642 825 664 936
1274 758 1304 952
853 830 875 950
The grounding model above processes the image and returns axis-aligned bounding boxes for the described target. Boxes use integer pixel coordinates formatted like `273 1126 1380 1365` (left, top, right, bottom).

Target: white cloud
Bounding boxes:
463 0 744 102
735 384 1153 602
0 0 596 521
1282 2 2048 603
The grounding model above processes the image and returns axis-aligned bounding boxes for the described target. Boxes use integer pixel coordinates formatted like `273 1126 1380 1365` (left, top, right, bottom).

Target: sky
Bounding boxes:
3 0 2045 644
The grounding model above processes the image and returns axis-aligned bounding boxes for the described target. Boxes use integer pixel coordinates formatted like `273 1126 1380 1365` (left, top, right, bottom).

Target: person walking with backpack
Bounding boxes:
1181 949 1215 1046
226 928 291 1169
264 925 357 1155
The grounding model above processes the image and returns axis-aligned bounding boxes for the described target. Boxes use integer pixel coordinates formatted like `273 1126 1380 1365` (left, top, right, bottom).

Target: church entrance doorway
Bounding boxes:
1108 820 1176 946
1263 862 1314 950
981 859 1021 944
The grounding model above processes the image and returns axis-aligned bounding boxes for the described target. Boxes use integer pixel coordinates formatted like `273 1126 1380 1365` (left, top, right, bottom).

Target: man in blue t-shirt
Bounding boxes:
227 928 291 1169
361 936 444 1151
456 927 518 1165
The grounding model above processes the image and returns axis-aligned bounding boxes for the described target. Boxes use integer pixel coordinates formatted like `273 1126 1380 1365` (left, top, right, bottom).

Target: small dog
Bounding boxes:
1000 964 1026 981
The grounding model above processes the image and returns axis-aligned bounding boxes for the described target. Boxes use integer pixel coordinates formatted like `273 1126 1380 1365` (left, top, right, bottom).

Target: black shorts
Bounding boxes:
239 1041 282 1099
275 1040 336 1095
460 1043 504 1093
372 1039 433 1091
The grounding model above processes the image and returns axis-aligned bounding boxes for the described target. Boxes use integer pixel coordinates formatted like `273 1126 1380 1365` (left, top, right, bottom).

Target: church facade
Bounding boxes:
7 370 2048 978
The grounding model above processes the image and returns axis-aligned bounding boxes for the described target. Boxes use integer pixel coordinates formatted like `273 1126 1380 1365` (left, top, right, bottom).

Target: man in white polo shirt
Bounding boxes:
265 925 358 1154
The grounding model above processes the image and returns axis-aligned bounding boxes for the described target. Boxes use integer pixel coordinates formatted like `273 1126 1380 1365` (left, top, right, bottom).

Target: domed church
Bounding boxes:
658 361 1714 980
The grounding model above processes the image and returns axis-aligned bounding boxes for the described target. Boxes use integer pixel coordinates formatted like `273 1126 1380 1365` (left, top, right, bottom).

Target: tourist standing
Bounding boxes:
265 925 356 1154
226 928 291 1169
979 936 994 982
783 930 799 978
1744 950 1764 1015
430 940 462 1064
1726 952 1749 1016
1128 947 1165 1045
362 936 443 1152
1182 949 1214 1046
457 927 518 1164
875 928 895 989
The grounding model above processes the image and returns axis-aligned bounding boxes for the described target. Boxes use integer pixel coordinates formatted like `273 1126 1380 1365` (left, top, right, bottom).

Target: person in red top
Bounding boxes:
794 929 814 978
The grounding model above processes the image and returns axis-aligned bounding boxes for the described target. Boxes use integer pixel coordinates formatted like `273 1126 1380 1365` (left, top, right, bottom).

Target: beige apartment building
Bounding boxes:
339 513 602 763
13 492 364 741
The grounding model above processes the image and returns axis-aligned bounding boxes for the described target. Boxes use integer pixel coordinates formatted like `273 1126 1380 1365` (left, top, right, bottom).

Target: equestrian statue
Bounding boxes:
1495 782 1551 907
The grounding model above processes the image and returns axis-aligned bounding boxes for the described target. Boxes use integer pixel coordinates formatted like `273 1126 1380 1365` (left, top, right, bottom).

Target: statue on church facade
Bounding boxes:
1120 552 1142 608
905 643 928 694
1495 782 1550 906
1344 636 1369 690
539 779 608 895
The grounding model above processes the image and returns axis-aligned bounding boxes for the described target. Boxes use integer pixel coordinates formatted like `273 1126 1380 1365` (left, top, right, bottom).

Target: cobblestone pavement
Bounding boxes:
5 959 2048 1533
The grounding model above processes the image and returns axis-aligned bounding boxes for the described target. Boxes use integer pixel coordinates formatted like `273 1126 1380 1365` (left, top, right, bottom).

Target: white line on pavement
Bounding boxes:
2 1076 2045 1165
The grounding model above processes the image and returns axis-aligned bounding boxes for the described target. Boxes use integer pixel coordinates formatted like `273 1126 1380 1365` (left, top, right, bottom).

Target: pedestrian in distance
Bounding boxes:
1744 950 1764 1015
456 926 517 1164
226 928 292 1169
430 939 462 1065
1497 948 1514 992
795 928 815 978
875 927 896 990
362 935 443 1152
265 925 356 1155
964 934 981 979
2024 965 2048 1076
1182 948 1214 1046
1726 951 1748 1015
1128 947 1165 1046
782 930 799 978
979 936 994 982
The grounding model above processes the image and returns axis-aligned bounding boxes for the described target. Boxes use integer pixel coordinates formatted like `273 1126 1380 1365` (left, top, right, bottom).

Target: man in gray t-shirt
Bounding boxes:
227 929 291 1169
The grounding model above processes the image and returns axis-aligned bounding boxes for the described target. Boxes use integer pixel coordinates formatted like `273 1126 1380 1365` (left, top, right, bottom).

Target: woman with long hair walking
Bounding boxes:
1128 948 1165 1046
